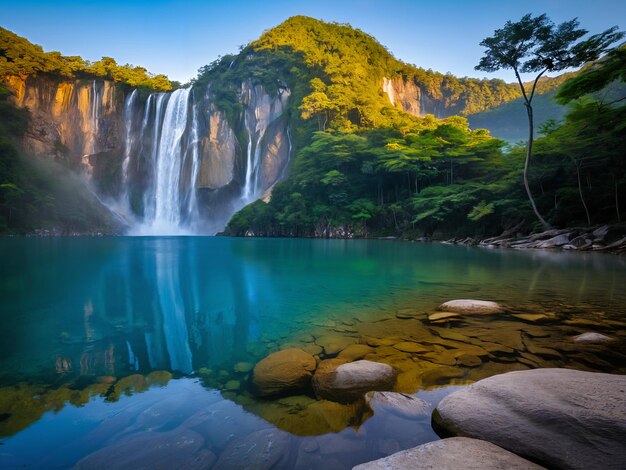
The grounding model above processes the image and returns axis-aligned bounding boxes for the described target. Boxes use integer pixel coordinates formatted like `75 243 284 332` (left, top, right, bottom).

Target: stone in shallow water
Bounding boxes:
428 311 462 322
456 354 482 367
353 437 546 470
338 344 374 361
315 334 357 356
365 391 430 419
433 368 626 470
573 332 614 344
438 299 504 315
213 428 292 470
393 341 430 353
313 360 396 403
75 428 212 470
511 313 550 322
251 348 316 397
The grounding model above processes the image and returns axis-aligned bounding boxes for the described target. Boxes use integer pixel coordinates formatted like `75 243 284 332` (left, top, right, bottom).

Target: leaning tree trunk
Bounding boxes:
575 161 591 225
523 103 552 230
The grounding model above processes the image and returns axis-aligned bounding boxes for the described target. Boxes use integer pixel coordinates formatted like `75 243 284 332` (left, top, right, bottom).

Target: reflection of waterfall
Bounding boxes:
155 243 193 373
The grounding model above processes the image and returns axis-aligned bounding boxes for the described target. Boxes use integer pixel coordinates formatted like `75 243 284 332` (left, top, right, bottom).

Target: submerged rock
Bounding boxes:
75 428 212 470
251 348 316 397
428 311 462 322
433 368 626 470
573 332 614 344
437 299 504 315
353 437 546 470
313 360 396 403
364 391 430 419
213 428 292 470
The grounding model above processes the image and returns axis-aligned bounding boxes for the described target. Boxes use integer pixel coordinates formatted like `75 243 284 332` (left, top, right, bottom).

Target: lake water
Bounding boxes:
1 237 625 468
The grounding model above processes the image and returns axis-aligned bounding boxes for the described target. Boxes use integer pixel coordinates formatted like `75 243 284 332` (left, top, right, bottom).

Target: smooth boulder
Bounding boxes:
353 437 545 469
313 360 396 403
573 332 614 344
251 348 316 397
433 368 626 470
437 299 504 315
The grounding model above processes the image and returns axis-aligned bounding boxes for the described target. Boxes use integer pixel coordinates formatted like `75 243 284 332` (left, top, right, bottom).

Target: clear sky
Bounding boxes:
1 0 624 83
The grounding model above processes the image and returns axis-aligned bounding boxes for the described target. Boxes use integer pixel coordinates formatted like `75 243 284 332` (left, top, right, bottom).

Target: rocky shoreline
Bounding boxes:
440 224 626 255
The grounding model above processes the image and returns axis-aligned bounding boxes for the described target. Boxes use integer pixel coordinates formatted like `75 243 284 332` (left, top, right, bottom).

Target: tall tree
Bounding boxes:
475 14 622 229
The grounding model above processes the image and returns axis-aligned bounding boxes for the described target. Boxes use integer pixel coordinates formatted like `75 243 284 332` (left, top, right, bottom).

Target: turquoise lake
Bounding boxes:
1 237 625 469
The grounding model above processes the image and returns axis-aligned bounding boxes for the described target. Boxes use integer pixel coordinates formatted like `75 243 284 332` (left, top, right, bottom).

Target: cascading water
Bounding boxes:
121 89 138 188
242 112 254 201
152 87 191 231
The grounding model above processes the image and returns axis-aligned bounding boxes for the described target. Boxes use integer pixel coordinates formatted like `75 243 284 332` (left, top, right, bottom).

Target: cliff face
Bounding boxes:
6 75 292 234
6 76 122 167
382 76 455 118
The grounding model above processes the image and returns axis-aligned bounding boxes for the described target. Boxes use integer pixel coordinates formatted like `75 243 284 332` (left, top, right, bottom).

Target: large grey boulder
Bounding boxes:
437 299 504 315
353 437 545 469
313 360 396 403
251 348 316 397
433 368 626 470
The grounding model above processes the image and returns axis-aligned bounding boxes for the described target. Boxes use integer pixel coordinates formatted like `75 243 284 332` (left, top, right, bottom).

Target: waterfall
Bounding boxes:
185 96 201 221
112 81 290 236
153 88 191 230
89 80 100 154
143 93 167 223
242 112 254 201
121 90 138 189
383 77 395 107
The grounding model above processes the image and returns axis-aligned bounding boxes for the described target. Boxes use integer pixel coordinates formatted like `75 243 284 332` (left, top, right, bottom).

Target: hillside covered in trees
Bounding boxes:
223 17 625 239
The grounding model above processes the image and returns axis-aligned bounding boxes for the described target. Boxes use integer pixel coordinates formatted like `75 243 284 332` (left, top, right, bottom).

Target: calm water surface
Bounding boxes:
1 237 625 468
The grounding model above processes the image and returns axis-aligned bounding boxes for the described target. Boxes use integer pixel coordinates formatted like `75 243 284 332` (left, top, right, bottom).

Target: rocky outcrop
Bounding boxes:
251 348 316 397
312 360 397 403
197 104 237 190
354 437 546 470
433 368 626 470
6 75 121 165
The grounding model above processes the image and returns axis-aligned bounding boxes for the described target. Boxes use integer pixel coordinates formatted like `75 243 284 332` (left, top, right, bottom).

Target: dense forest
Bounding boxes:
0 27 173 90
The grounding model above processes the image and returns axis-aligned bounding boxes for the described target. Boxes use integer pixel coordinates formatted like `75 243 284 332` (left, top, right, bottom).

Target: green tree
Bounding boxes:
476 13 623 229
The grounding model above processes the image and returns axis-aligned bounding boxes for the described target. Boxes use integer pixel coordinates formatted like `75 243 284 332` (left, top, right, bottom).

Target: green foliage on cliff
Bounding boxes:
0 27 172 91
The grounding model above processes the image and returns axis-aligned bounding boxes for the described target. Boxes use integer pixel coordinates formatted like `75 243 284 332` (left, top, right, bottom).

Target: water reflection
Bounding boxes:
1 238 625 386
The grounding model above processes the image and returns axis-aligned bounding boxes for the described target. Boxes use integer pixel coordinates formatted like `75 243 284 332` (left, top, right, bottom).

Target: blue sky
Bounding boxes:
1 0 624 83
